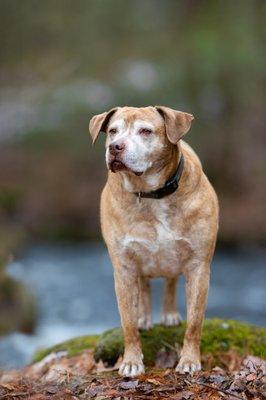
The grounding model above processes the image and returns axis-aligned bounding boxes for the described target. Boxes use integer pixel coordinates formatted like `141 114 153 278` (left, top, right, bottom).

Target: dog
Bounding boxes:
89 106 219 377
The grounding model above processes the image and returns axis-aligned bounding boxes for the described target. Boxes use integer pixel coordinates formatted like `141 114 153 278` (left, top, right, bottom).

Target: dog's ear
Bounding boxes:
155 106 194 144
89 107 118 144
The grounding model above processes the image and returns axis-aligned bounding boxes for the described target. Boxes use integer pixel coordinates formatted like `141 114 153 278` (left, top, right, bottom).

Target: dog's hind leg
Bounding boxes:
161 278 182 326
138 276 152 330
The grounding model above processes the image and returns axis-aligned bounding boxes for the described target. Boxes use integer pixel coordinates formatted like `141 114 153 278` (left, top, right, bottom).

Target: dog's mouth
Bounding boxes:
109 159 143 176
110 160 127 173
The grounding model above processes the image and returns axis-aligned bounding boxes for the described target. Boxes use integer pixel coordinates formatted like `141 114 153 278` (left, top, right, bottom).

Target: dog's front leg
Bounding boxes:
176 263 210 374
113 263 144 377
138 276 152 330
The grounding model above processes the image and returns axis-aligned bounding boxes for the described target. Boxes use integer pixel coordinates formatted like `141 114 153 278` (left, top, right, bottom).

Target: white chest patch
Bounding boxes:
152 203 190 254
120 202 193 278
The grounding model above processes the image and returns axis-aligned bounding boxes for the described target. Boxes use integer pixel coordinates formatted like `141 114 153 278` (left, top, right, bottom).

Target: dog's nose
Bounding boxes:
109 142 125 155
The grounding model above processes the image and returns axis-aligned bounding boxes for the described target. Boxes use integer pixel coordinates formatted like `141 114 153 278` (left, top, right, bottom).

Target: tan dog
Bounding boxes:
89 106 219 377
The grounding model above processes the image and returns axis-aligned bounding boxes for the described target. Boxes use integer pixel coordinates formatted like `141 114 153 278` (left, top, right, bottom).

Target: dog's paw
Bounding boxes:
161 311 182 327
119 359 145 377
175 356 201 374
138 315 152 330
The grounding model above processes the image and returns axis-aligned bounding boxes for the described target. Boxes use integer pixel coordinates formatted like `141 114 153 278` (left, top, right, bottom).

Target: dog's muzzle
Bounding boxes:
109 158 127 173
108 155 143 176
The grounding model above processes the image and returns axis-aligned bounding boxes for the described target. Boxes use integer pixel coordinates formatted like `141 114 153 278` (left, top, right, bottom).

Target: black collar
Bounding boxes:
135 153 184 201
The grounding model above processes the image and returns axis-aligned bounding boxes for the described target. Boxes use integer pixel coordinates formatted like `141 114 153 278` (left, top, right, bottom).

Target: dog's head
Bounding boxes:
89 106 194 175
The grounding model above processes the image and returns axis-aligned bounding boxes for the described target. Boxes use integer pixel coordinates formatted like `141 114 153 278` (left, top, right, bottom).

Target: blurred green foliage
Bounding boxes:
0 0 265 245
0 187 22 216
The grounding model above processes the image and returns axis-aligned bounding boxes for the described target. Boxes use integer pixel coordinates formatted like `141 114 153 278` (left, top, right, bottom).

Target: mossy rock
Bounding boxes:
33 335 99 363
33 319 266 367
94 319 266 366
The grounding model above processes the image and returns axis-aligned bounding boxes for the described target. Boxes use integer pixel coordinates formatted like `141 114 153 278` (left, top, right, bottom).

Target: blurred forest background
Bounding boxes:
0 0 265 251
0 0 265 368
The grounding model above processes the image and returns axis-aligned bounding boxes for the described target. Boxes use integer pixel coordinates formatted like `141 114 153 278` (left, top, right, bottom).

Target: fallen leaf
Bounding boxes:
172 390 193 399
212 366 226 374
43 365 69 383
243 356 266 374
0 370 20 383
119 379 139 390
229 378 246 392
46 385 58 394
209 374 226 384
105 388 120 397
0 382 16 390
155 348 177 368
85 384 105 397
146 378 161 385
163 368 172 376
141 383 152 392
246 373 257 381
171 394 183 400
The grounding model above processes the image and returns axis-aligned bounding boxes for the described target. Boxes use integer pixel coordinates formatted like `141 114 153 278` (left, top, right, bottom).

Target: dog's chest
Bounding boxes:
121 201 193 277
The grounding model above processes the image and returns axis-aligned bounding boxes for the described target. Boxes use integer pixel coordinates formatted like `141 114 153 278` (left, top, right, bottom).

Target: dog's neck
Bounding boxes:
119 144 181 194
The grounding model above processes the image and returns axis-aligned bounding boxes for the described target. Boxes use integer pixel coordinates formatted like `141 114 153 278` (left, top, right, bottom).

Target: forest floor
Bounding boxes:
0 349 265 400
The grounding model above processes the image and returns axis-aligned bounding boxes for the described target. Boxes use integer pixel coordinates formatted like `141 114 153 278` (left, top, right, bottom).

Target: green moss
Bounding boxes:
201 319 266 359
33 319 266 367
93 328 124 365
33 335 99 363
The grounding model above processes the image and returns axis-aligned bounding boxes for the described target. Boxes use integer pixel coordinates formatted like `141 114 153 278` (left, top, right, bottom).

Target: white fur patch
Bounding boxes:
106 118 162 175
133 119 154 132
120 200 193 278
108 119 125 132
122 176 134 192
143 171 160 188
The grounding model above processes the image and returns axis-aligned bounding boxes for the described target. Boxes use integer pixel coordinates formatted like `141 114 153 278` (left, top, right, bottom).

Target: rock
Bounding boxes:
94 319 266 366
33 319 266 369
33 335 99 363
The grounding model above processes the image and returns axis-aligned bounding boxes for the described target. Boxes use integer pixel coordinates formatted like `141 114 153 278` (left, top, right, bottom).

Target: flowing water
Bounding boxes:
0 243 265 369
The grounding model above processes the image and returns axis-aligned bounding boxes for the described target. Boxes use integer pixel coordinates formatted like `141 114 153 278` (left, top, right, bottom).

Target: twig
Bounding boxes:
143 385 179 394
183 375 244 400
161 340 179 353
2 392 33 398
192 380 244 400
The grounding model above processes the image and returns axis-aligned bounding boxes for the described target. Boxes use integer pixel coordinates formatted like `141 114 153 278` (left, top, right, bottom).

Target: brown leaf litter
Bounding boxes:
0 350 265 399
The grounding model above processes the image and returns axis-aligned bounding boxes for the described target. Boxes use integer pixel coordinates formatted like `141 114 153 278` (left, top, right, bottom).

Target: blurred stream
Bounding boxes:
0 243 265 369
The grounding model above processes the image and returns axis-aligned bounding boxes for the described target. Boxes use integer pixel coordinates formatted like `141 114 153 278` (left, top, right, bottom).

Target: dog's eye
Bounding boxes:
109 128 117 135
139 128 152 135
